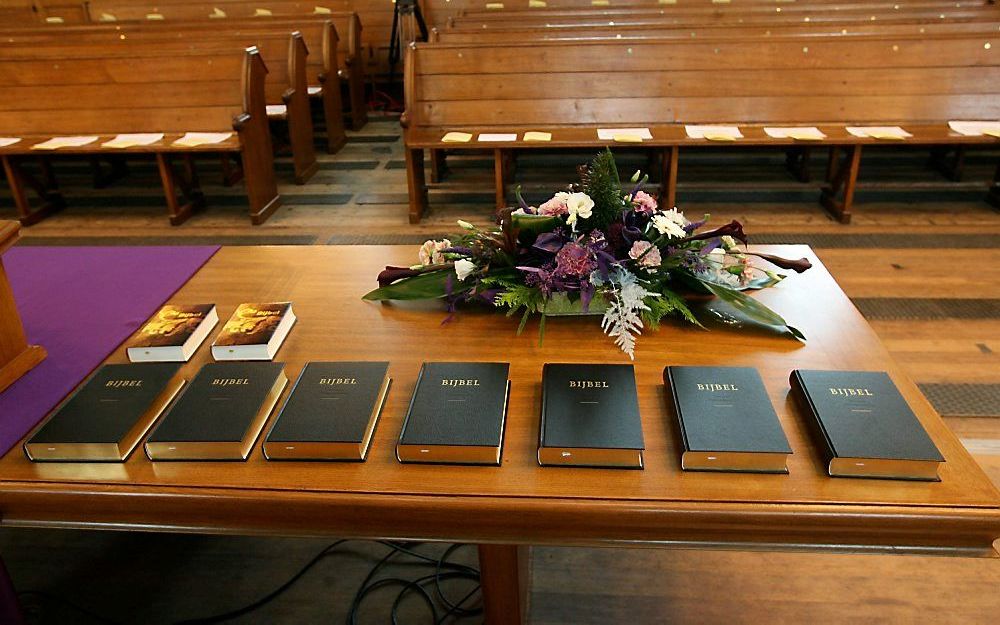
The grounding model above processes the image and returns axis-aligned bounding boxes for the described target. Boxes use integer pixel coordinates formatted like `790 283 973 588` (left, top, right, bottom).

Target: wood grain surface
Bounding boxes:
0 245 997 554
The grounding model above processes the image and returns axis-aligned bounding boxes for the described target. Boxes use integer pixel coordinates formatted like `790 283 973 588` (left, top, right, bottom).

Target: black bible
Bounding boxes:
538 363 644 469
263 361 391 461
665 366 791 473
790 369 944 481
397 362 510 465
25 363 184 462
145 361 287 461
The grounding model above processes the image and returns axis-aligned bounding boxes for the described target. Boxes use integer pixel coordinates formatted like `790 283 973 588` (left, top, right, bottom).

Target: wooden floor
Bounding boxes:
2 116 999 624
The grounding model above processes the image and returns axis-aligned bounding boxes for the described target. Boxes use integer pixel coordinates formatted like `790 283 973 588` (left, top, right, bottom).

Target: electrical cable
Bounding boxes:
16 540 482 625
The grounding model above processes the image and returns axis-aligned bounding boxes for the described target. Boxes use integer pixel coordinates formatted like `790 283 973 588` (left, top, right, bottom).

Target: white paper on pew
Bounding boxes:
254 8 273 16
209 8 227 18
307 86 322 96
764 127 827 140
0 138 21 148
266 104 288 116
99 13 117 21
597 128 652 140
686 125 743 140
478 133 518 142
846 126 912 139
948 121 1000 136
172 132 234 147
44 16 64 24
32 136 99 150
101 133 164 148
145 13 164 20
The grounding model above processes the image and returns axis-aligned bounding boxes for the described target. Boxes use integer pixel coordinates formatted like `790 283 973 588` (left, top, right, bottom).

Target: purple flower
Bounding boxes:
377 266 421 287
554 242 597 278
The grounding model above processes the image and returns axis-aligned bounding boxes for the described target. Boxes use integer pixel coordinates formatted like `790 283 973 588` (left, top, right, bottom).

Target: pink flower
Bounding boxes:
554 242 596 278
418 238 451 265
629 241 662 268
631 190 658 214
538 193 569 216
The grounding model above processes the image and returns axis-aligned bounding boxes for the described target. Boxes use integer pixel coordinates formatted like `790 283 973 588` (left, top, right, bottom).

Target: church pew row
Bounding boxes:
447 4 1000 29
0 20 352 160
0 13 368 132
401 34 1000 223
0 47 281 225
82 0 400 83
2 31 324 185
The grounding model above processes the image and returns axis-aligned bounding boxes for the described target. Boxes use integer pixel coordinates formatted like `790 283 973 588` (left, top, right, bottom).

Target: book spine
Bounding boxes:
664 367 692 452
789 371 836 471
395 362 427 463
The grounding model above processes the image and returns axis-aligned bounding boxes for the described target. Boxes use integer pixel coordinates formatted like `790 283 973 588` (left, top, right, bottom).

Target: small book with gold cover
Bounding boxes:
211 302 296 361
145 362 287 461
127 304 218 362
24 363 184 462
263 362 391 461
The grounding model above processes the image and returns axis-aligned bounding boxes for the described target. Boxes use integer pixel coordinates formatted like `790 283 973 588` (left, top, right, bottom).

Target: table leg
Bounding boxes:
0 557 24 625
478 544 530 625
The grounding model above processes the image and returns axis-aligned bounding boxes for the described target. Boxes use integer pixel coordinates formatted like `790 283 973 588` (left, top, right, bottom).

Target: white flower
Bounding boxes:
720 235 740 251
454 259 476 281
564 192 594 228
418 238 451 265
457 220 476 230
650 213 686 239
661 207 689 227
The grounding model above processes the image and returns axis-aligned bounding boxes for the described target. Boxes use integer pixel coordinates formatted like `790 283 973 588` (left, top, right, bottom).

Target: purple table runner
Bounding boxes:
0 246 219 457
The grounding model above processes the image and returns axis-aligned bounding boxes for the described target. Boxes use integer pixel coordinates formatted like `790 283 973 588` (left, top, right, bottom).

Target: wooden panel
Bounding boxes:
0 54 244 85
415 37 998 74
416 94 1000 126
0 107 245 135
0 246 997 553
419 67 1000 100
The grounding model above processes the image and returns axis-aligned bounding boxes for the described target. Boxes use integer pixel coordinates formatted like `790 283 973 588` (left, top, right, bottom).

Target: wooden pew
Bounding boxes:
448 5 1000 29
401 34 1000 223
0 47 281 225
0 221 46 394
65 4 369 129
0 29 340 183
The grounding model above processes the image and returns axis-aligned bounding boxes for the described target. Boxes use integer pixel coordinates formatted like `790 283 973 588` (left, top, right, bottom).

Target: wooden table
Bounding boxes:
1 245 998 624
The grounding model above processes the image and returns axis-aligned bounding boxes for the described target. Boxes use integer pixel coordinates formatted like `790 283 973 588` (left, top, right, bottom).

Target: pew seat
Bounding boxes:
0 47 281 225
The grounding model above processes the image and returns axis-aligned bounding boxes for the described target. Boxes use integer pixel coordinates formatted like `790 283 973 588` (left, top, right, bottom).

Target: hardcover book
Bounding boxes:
397 362 510 465
211 302 296 361
263 361 391 461
790 369 944 481
665 366 792 473
127 304 218 362
25 363 184 462
538 363 644 469
145 361 287 461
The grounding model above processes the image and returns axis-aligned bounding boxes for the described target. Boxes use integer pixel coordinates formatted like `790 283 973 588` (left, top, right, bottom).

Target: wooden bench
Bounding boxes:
0 46 281 225
2 30 324 184
401 34 1000 224
56 4 370 129
448 4 1000 29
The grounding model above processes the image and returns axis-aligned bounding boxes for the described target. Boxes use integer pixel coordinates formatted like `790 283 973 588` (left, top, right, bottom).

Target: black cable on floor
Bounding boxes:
16 540 482 625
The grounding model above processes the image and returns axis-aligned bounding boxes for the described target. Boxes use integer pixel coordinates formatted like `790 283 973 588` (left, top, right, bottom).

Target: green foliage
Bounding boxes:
362 269 470 301
582 149 627 231
494 284 545 319
640 289 702 330
698 279 806 340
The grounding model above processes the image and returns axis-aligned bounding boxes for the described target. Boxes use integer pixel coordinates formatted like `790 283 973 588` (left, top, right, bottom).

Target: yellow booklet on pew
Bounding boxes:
32 136 99 150
314 6 332 14
523 132 552 142
764 127 827 141
0 138 21 148
441 132 473 143
597 128 652 141
145 13 164 20
98 13 117 21
209 8 227 18
173 132 233 147
102 133 164 149
529 0 547 7
686 125 743 141
254 8 273 16
948 121 1000 137
846 126 912 140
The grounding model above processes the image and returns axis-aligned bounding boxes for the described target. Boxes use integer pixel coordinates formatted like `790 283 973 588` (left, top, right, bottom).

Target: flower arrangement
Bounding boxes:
364 150 811 358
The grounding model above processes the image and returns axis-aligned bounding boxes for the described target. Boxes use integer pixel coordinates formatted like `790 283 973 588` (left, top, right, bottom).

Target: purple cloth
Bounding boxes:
0 246 219 457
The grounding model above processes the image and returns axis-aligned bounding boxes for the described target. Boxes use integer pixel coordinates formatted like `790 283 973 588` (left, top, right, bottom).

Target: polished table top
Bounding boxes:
0 245 997 555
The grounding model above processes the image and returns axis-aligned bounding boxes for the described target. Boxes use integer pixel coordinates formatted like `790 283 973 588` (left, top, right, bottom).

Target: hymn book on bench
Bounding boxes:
538 364 644 469
790 370 944 481
263 362 391 461
665 366 792 474
25 363 183 462
145 362 287 461
397 362 510 465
